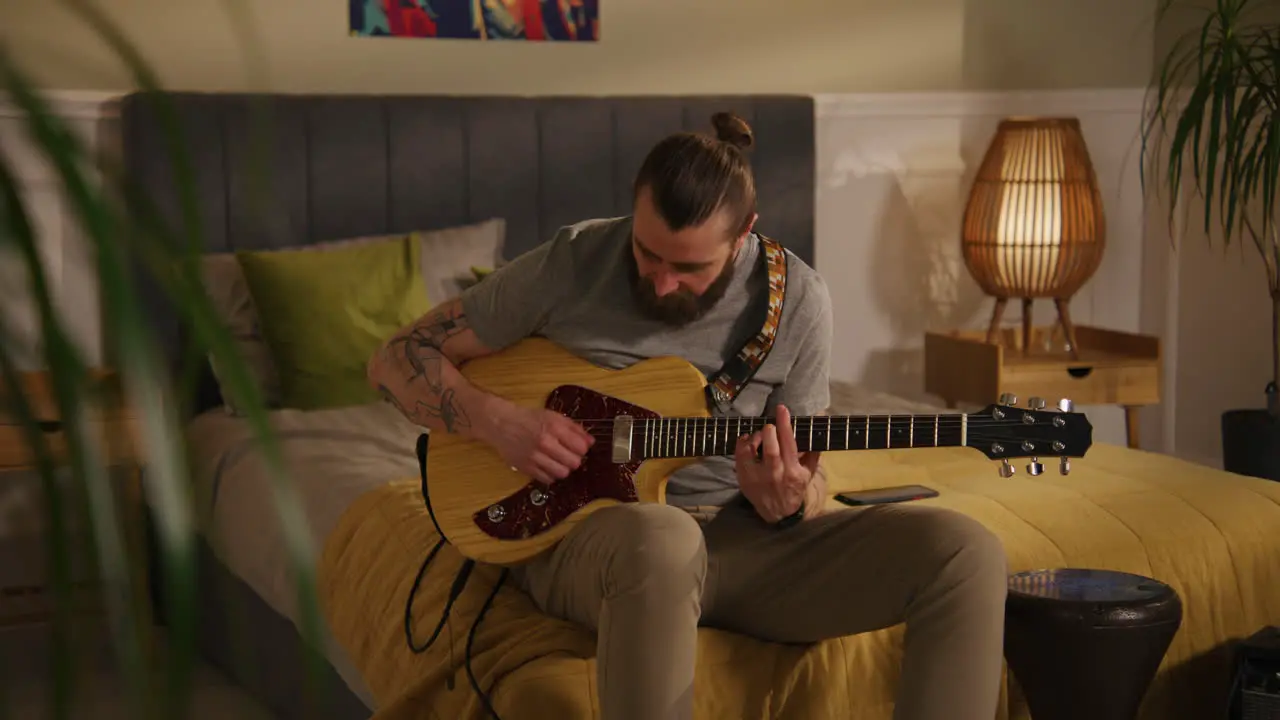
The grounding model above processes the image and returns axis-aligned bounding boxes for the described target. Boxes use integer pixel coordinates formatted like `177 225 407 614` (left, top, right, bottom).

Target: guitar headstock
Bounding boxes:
969 394 1092 477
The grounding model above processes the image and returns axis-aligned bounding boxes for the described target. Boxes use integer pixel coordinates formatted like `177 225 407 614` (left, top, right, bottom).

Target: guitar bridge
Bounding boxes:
611 414 634 463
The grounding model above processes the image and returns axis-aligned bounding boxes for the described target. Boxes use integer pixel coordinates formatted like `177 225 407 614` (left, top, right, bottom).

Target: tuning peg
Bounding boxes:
998 459 1015 478
999 393 1017 406
1027 457 1044 476
1028 396 1046 410
1058 398 1074 412
1059 457 1071 475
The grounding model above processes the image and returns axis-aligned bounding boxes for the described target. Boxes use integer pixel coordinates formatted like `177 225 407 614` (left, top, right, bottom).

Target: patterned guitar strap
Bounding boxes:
705 233 789 413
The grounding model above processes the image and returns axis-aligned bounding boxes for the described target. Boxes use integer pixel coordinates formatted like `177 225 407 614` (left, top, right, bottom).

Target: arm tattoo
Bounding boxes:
436 388 469 433
386 304 470 388
378 383 472 433
378 304 473 432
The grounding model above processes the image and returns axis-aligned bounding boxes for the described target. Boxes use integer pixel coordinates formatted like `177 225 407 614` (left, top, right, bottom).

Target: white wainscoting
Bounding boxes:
3 88 1163 455
0 90 118 371
814 89 1152 452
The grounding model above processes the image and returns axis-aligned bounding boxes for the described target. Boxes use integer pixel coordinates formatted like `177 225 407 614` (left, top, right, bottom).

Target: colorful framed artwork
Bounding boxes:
349 0 599 42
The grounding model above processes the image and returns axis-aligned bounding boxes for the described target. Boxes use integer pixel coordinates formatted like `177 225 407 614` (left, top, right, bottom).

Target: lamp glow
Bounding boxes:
961 117 1105 357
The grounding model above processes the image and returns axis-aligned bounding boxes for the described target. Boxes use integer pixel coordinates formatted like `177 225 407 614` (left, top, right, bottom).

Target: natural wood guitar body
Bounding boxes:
423 338 711 566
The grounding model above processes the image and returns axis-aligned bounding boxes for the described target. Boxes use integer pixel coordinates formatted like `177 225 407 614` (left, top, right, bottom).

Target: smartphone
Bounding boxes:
834 484 940 506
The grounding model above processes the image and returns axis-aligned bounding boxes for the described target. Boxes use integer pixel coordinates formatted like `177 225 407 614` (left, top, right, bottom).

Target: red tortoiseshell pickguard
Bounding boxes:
472 385 661 541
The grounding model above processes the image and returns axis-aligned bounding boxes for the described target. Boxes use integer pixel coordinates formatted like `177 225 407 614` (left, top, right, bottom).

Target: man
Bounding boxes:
367 113 1008 720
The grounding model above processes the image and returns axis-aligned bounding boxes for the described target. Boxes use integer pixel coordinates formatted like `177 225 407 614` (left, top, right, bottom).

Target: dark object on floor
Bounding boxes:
1229 625 1280 719
1222 385 1280 482
1003 568 1183 720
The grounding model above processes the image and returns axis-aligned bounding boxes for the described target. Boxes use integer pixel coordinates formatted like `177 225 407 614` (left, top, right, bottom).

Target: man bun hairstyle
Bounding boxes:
633 112 757 239
711 111 754 150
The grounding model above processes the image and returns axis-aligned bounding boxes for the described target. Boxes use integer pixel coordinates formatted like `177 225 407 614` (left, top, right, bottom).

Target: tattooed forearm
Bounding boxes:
376 383 471 432
384 304 470 392
436 388 469 432
369 298 496 438
388 334 444 392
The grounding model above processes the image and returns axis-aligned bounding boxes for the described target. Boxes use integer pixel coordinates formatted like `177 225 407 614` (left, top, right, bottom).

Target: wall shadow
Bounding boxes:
861 131 991 404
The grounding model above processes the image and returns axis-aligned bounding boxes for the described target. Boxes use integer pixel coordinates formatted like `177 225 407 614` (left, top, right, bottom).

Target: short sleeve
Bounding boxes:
459 226 576 351
763 275 833 417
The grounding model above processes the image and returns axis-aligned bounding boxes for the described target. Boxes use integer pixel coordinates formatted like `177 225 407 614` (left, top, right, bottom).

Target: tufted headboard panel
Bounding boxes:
115 92 815 413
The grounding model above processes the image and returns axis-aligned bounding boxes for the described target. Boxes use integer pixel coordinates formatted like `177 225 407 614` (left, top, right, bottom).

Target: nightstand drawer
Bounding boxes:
0 418 138 471
0 426 60 470
999 362 1160 406
924 324 1162 409
0 369 150 632
0 533 103 626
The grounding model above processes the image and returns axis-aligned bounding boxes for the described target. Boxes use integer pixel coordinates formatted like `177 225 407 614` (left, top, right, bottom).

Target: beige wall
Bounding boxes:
1 0 1154 95
1 0 1171 453
1137 0 1279 466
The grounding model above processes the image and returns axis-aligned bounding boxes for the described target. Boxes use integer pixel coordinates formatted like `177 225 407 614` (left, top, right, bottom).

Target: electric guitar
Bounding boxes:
421 338 1093 566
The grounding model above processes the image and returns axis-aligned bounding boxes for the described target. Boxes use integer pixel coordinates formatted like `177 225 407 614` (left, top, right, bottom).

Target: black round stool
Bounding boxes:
1004 568 1183 720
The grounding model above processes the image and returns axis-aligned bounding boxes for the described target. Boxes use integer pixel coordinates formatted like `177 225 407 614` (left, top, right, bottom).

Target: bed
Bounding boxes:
117 91 1280 720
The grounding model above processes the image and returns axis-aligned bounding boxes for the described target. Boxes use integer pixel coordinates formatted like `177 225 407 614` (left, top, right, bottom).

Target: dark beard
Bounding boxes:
628 247 739 326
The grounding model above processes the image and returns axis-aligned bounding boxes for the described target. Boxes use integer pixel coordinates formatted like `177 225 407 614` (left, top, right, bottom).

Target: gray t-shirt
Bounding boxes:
459 216 833 507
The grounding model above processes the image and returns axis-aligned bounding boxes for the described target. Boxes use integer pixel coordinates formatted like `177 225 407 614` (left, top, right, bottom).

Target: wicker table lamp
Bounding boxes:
961 117 1105 358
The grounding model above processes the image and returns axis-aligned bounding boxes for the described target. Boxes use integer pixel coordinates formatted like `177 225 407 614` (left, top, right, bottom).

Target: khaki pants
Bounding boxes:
510 497 1008 720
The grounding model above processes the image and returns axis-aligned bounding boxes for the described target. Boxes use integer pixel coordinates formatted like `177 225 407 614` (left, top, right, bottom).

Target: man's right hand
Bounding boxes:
481 400 596 484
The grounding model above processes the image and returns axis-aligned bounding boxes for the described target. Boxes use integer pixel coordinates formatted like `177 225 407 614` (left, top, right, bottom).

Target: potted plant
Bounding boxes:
1 2 316 716
1142 0 1280 481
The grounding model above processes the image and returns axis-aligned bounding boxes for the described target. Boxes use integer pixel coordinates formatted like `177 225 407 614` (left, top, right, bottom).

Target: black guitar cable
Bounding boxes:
404 432 507 719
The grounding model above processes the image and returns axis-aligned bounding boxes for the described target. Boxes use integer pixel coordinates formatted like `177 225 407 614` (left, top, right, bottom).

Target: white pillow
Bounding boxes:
200 218 505 415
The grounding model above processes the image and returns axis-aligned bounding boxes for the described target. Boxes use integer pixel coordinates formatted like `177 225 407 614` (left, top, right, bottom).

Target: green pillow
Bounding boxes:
235 235 430 410
471 265 494 281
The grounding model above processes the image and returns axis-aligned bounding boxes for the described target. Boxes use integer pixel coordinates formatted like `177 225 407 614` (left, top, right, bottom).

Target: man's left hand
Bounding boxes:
735 404 822 524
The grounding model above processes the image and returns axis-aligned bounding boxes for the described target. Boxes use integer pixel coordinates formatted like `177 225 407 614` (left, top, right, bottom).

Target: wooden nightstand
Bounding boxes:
924 325 1162 449
0 369 150 632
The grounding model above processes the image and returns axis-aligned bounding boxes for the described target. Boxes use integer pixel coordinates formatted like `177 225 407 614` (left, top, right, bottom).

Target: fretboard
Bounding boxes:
634 414 968 460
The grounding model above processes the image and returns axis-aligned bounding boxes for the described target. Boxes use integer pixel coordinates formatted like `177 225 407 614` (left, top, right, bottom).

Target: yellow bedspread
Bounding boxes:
319 443 1280 720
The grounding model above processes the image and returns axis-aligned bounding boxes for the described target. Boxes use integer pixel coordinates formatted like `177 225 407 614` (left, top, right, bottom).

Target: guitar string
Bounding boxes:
557 416 1063 428
561 418 1067 435
522 431 1064 459
560 430 1067 449
508 416 1077 450
565 425 1061 440
567 426 1070 442
565 427 1054 440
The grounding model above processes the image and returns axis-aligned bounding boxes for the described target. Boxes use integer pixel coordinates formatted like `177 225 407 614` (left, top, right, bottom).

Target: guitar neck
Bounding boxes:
634 413 968 460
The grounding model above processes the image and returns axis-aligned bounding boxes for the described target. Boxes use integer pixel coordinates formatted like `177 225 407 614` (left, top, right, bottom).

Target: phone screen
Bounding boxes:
834 485 939 506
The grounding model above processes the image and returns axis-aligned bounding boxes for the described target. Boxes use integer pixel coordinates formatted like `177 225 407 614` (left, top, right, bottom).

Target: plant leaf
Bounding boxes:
0 50 154 718
11 2 323 713
0 189 75 720
1144 0 1280 392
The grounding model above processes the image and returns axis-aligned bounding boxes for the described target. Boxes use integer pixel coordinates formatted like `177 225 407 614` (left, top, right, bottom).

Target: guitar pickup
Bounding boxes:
611 414 634 463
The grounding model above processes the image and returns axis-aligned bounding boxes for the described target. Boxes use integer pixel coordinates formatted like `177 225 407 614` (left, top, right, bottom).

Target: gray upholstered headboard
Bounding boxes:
116 92 816 413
